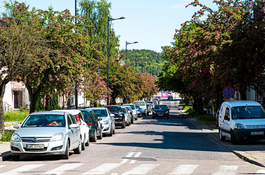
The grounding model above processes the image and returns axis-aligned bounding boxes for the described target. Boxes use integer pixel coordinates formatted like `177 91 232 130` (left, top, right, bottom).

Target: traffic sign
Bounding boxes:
222 86 235 98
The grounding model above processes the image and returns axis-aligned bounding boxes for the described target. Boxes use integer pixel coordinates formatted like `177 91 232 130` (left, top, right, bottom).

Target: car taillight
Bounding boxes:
145 109 146 111
87 122 93 127
119 111 123 115
76 115 81 125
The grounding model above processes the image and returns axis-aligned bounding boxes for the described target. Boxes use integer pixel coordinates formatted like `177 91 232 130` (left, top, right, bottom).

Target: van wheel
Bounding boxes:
231 131 237 144
81 139 85 150
219 129 225 141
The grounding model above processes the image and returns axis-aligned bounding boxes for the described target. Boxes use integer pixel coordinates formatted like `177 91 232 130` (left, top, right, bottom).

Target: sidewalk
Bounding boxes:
0 122 19 161
187 115 265 167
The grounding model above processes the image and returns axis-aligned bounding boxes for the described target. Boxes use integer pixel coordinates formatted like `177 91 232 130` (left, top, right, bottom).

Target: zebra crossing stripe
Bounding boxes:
167 164 199 175
42 163 83 174
0 164 44 175
82 163 121 174
212 165 238 175
121 159 129 164
134 152 142 157
0 165 6 169
126 152 135 157
130 160 136 164
122 164 159 175
256 170 265 175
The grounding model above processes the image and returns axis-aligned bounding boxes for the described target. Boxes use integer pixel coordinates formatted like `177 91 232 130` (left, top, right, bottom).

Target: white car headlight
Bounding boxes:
50 133 64 141
104 120 109 125
11 133 21 142
235 123 244 129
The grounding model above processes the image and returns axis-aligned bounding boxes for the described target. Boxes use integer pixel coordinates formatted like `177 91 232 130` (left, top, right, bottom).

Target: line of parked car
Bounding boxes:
9 101 154 161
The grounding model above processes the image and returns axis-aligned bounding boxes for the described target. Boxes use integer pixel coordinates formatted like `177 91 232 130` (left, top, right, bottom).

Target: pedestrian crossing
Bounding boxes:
0 163 264 175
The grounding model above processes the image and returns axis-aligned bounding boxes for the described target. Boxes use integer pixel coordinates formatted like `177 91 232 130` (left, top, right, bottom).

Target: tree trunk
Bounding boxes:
26 85 42 114
198 98 204 115
216 89 223 111
0 83 6 134
193 98 198 112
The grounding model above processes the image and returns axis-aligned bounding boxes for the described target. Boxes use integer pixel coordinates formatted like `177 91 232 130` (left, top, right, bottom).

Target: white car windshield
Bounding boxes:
92 109 108 117
22 115 65 127
232 106 265 119
134 102 145 106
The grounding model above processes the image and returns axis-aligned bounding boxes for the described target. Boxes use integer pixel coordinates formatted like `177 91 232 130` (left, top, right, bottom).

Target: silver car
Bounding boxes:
90 107 115 136
10 111 82 160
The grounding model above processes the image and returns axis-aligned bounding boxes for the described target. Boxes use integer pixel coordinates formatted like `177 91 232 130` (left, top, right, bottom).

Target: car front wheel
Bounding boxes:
219 129 225 141
62 140 69 159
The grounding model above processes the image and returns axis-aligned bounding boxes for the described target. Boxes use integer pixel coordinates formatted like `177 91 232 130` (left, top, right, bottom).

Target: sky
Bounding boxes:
0 0 217 53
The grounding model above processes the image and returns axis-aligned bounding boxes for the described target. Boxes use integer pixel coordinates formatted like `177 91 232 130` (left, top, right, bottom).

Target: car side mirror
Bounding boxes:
224 115 230 121
13 123 20 129
69 123 79 128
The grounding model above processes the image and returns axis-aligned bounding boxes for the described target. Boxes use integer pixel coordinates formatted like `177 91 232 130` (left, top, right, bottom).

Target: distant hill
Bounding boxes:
120 49 167 77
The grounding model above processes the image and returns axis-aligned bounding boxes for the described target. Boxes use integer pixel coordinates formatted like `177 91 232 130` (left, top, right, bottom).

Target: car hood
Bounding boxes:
99 117 109 123
233 119 265 126
16 127 66 137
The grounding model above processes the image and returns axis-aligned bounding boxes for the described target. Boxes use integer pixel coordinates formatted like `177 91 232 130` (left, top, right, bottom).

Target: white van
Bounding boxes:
134 101 148 116
218 100 265 144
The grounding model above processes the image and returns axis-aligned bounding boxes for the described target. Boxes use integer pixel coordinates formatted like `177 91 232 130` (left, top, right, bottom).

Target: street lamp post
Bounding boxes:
107 16 125 105
125 41 138 69
75 0 78 109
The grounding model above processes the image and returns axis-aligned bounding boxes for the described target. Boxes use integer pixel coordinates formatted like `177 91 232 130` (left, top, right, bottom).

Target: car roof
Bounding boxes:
90 107 106 110
123 104 134 105
30 111 67 115
53 109 82 115
105 105 120 107
222 100 261 107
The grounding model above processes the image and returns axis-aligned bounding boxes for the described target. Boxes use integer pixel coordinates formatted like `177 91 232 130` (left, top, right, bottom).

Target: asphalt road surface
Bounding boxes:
0 99 264 174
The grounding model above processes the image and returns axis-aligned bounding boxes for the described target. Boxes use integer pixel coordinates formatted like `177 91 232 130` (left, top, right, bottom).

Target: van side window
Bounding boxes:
225 107 230 120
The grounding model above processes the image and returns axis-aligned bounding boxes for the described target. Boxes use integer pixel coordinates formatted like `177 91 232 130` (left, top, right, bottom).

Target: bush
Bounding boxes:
197 114 216 125
0 130 15 142
4 111 29 122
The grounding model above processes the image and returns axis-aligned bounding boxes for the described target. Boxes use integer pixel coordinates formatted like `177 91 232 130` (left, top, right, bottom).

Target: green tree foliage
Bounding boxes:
160 0 265 110
120 49 167 77
35 95 43 111
4 2 103 113
45 96 61 111
0 3 45 133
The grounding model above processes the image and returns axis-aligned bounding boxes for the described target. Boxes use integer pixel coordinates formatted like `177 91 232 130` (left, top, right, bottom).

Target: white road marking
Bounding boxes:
167 164 198 175
126 152 135 157
111 174 118 175
122 164 159 175
129 160 136 164
256 170 265 175
0 164 44 175
212 165 238 175
42 163 83 174
0 165 6 169
82 163 121 174
134 152 142 157
121 159 129 164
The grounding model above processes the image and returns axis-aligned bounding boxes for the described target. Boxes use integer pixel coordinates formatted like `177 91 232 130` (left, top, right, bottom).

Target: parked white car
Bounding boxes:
90 107 115 136
54 110 89 150
121 106 132 126
10 111 82 160
123 104 138 120
218 100 265 144
134 101 148 116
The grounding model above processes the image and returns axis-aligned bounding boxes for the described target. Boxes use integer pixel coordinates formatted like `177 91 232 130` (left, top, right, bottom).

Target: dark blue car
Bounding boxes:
152 105 170 119
135 105 142 118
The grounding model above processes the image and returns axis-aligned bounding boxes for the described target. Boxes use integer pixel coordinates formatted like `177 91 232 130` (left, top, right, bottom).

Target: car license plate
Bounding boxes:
158 114 164 116
26 144 45 149
251 131 264 135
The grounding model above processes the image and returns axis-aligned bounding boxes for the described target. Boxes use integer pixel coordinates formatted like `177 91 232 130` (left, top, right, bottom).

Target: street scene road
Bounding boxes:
0 99 264 175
